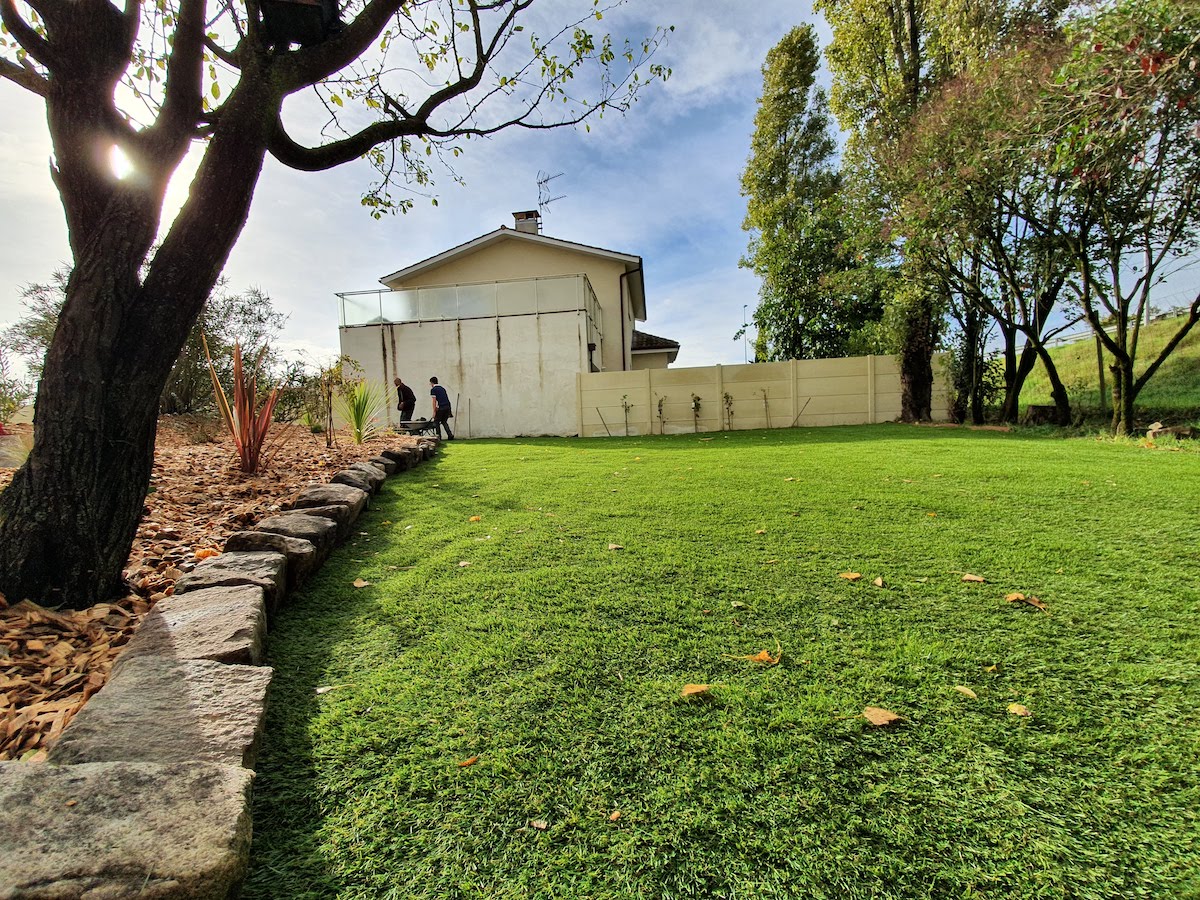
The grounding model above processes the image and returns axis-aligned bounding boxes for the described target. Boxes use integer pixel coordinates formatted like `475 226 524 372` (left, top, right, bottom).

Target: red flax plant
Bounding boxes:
202 335 280 473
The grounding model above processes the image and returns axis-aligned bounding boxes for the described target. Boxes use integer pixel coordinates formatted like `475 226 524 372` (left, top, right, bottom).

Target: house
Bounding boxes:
337 211 679 437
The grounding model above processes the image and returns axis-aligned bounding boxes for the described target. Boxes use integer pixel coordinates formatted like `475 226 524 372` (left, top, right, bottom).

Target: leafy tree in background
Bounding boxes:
895 38 1079 424
816 0 1068 420
1037 0 1200 434
3 273 287 415
0 0 670 607
739 25 882 361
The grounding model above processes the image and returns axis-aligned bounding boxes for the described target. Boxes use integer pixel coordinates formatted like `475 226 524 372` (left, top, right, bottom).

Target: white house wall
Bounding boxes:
339 311 588 437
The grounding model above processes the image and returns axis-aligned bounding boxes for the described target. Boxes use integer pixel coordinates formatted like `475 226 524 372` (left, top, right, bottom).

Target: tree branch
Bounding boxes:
272 0 409 93
157 0 208 141
0 55 49 96
0 0 59 70
268 113 424 170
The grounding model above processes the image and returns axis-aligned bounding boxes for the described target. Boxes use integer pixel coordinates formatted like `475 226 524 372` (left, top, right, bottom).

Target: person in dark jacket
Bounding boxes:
394 376 416 422
429 376 454 440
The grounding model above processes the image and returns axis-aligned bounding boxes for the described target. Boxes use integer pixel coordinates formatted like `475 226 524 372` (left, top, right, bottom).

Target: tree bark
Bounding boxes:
899 294 937 422
0 69 276 608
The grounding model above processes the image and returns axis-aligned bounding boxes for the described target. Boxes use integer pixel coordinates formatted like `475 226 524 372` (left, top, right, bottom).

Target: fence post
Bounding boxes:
643 368 653 435
867 355 876 424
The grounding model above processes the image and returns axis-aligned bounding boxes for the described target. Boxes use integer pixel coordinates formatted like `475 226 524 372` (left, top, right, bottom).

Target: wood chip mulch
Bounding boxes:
0 417 421 761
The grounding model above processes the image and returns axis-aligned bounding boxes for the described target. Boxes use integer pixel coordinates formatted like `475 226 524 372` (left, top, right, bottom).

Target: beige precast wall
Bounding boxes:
339 311 591 437
577 355 951 436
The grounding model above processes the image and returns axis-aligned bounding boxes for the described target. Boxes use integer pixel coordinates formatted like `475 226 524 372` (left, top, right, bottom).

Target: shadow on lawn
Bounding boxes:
242 457 442 899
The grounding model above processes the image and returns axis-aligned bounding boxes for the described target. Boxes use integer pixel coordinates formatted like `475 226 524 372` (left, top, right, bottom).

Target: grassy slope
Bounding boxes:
1021 314 1200 414
246 428 1200 900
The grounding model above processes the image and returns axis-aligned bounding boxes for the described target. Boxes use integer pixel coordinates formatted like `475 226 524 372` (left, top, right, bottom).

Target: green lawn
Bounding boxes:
245 427 1200 899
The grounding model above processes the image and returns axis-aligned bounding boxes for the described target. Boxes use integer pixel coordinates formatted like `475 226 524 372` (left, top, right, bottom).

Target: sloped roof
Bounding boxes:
379 226 646 320
631 329 680 364
631 330 680 351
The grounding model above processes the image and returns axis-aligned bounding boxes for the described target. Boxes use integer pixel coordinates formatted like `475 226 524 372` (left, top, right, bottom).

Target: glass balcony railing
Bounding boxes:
337 274 603 343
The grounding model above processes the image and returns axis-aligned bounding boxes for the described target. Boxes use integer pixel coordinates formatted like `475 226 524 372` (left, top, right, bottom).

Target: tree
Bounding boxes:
163 281 287 415
894 38 1080 424
4 272 287 414
739 26 882 361
1037 0 1200 434
0 0 670 607
815 0 1068 420
1 268 70 381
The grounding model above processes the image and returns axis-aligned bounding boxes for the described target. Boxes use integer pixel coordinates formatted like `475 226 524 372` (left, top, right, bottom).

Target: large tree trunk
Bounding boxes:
1033 344 1072 425
0 70 275 607
899 294 937 422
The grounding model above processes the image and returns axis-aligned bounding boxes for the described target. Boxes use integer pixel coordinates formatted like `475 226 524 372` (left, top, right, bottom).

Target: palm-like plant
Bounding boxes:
203 335 279 473
335 380 386 444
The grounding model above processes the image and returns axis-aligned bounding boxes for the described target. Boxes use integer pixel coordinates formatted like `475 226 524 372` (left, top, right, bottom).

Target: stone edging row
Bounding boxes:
0 441 437 899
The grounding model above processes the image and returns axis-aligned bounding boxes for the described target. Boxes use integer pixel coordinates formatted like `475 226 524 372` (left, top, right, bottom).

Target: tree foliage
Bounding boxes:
740 25 883 361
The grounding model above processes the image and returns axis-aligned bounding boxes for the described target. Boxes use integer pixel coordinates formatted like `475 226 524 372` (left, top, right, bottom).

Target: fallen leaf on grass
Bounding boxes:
872 577 885 588
755 529 767 535
1007 703 1032 717
1005 592 1049 613
961 573 986 583
784 477 796 482
530 819 548 831
607 543 624 551
730 601 746 609
681 683 711 698
726 640 782 666
927 512 937 517
352 578 370 588
839 572 862 581
458 561 471 568
458 755 479 767
863 707 904 727
609 811 621 822
314 685 343 695
469 515 482 522
984 664 999 673
954 686 978 699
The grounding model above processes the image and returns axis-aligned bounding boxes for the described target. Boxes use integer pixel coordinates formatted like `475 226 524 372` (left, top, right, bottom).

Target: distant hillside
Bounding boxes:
1020 314 1200 416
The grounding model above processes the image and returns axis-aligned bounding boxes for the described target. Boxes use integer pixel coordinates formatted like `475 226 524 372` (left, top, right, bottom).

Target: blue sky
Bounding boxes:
0 0 826 374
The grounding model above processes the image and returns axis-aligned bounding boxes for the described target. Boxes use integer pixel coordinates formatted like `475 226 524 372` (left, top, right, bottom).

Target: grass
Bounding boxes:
1022 314 1200 417
245 426 1200 899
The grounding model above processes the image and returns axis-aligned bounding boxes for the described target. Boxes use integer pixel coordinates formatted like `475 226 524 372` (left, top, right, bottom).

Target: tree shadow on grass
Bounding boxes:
242 459 442 899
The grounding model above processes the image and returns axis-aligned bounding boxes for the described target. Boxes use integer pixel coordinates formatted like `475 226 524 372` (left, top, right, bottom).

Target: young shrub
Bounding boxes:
203 335 280 473
335 380 386 444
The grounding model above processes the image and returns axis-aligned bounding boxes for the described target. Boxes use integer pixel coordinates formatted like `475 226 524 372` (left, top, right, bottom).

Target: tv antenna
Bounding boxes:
537 170 566 215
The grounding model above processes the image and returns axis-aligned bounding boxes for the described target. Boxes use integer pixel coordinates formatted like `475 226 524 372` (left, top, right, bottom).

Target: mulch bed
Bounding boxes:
0 417 419 761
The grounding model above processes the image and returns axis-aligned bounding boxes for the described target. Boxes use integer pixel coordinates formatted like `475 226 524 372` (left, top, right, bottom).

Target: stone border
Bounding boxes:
0 440 438 899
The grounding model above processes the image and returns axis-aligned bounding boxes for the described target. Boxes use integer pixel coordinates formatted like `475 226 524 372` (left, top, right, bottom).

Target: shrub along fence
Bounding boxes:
577 355 951 437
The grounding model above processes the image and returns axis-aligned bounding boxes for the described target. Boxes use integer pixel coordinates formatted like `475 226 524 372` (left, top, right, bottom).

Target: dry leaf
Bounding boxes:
961 573 986 583
872 577 885 588
755 529 767 535
609 810 621 821
194 548 220 560
730 601 746 609
927 512 937 517
352 578 369 588
458 755 479 767
530 819 549 831
839 572 862 581
784 477 795 482
862 706 903 726
314 685 343 695
681 683 711 697
727 640 782 666
1005 592 1049 612
607 543 624 550
458 561 471 567
984 664 999 673
954 686 978 699
469 515 482 522
1007 703 1031 717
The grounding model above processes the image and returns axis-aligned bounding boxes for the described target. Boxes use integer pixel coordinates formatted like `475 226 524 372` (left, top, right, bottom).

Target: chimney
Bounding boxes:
512 210 541 234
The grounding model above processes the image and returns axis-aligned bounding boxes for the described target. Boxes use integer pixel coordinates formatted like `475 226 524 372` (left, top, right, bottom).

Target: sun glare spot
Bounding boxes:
109 144 134 180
